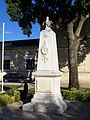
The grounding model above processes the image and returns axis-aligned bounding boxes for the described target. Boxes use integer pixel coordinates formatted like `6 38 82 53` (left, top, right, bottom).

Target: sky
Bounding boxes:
0 0 40 42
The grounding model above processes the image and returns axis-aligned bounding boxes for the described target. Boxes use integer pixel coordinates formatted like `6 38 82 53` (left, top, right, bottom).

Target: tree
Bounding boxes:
5 0 90 89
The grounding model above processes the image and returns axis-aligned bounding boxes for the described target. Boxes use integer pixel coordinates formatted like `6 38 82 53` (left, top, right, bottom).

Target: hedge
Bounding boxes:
61 89 90 102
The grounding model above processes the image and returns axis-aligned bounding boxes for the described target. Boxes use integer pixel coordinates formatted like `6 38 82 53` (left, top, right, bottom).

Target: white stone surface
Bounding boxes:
33 72 61 94
23 94 67 114
37 27 59 71
23 17 67 113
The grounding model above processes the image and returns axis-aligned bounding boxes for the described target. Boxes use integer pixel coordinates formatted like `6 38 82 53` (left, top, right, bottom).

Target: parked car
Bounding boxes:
3 72 26 83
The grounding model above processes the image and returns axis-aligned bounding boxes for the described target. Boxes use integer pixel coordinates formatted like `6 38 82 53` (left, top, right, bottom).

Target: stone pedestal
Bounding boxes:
23 17 67 113
23 71 67 113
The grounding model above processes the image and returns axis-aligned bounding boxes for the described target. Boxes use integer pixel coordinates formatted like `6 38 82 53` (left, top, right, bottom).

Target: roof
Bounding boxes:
0 39 39 48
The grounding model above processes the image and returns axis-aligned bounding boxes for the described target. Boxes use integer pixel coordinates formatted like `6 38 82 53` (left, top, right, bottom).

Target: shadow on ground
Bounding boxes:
0 102 90 120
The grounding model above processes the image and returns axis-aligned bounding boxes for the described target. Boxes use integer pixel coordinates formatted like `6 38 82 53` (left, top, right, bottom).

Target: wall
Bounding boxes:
0 45 38 77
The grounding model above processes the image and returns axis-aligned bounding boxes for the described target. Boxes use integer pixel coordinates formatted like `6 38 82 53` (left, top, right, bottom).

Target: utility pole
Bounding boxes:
1 22 5 93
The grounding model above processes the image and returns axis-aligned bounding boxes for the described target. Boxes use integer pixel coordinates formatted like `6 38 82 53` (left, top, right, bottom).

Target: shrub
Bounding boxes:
9 96 15 103
0 94 12 106
13 90 20 102
61 89 90 102
7 89 20 102
0 89 20 106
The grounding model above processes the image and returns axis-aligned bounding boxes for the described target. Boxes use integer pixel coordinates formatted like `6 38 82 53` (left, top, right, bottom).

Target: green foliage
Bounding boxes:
0 89 20 106
7 89 20 102
0 94 12 106
5 0 90 36
75 0 90 14
6 0 34 36
28 87 35 95
61 89 90 102
7 3 21 22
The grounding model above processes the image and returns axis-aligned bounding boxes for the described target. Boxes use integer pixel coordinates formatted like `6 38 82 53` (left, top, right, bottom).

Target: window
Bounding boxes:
26 59 35 70
4 60 10 70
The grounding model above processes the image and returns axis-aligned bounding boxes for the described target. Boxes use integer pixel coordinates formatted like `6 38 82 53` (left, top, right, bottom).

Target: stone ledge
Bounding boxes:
32 70 62 77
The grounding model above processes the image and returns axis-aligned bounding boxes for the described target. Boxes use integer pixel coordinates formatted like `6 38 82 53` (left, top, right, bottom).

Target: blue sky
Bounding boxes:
0 0 40 41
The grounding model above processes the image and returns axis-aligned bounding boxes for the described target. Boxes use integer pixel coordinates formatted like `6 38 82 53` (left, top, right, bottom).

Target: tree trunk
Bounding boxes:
67 15 89 89
67 22 80 89
64 14 89 89
68 37 80 89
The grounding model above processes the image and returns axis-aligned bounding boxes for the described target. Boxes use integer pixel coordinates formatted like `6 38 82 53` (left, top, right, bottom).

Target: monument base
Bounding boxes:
23 93 67 114
22 70 67 114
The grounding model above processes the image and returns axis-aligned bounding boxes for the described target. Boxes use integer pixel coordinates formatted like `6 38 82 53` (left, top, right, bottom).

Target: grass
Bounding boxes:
0 84 20 91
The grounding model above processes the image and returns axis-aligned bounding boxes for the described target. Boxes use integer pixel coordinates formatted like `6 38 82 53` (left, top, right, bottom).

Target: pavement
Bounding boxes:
0 101 90 120
61 79 90 88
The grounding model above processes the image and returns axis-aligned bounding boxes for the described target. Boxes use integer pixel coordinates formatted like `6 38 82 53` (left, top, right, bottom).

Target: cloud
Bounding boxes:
5 31 12 34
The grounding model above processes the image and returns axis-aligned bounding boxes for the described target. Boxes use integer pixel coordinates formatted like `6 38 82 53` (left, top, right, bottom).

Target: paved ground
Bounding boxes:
0 101 90 120
61 82 90 88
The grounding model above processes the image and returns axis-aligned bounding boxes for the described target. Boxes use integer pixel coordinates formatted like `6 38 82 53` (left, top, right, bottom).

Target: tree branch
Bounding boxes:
75 14 89 37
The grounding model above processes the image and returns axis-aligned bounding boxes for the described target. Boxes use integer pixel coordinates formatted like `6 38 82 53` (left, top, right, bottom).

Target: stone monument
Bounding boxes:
23 16 67 113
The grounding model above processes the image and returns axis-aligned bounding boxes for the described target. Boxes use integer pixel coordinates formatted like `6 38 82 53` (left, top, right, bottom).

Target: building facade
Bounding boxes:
0 36 90 82
0 39 38 78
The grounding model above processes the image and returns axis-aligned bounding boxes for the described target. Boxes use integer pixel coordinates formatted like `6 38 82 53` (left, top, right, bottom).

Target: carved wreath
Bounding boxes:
41 45 48 55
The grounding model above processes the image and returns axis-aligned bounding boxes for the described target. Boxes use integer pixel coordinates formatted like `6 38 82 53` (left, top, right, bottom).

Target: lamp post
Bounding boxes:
1 22 5 93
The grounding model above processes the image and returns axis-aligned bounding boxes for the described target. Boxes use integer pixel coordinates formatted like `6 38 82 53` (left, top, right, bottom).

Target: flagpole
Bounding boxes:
1 22 5 93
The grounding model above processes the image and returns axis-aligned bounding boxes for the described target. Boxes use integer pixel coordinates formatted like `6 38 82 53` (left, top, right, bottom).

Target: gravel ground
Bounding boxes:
0 101 90 120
